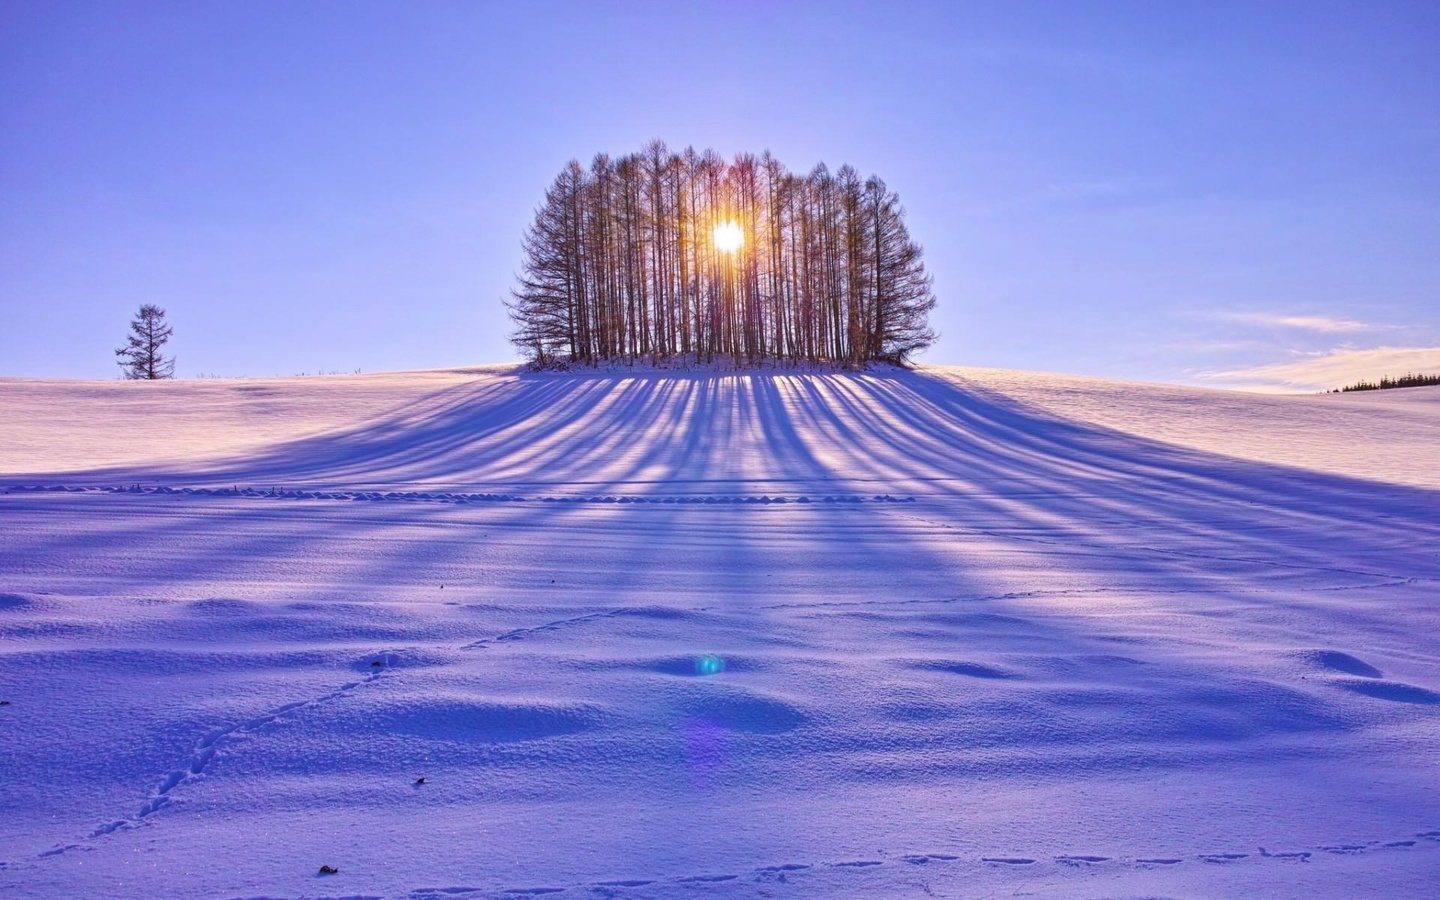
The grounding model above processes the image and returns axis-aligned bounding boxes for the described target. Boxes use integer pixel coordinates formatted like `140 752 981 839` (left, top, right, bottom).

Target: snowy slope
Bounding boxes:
2 365 1438 899
934 365 1440 489
4 364 1439 489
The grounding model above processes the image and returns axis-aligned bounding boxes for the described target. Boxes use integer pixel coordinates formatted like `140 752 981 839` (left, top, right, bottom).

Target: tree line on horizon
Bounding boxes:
1330 372 1440 392
507 141 937 368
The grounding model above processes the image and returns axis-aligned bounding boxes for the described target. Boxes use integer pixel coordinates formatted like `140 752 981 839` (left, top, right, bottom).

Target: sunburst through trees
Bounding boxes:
507 141 937 368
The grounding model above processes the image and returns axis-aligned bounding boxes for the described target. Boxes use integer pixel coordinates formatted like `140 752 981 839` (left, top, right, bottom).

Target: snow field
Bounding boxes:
1 366 1438 897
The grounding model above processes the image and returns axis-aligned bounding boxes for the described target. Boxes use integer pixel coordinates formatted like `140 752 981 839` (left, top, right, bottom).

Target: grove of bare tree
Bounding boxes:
508 142 937 368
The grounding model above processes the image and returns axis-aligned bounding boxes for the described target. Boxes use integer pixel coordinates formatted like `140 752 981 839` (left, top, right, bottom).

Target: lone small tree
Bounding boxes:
115 304 176 380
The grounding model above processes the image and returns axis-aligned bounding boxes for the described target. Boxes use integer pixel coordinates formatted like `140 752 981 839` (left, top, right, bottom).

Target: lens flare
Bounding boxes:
712 221 743 254
685 716 726 789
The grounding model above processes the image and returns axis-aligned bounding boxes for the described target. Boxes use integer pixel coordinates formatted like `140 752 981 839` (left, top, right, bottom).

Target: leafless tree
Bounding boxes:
508 143 937 368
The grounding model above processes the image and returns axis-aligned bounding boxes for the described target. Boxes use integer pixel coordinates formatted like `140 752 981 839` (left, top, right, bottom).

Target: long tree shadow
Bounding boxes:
20 366 1436 623
23 369 1430 489
34 368 1429 541
7 367 1440 881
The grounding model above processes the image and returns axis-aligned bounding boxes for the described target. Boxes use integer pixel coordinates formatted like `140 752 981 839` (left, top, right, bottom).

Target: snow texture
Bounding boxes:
1 365 1438 898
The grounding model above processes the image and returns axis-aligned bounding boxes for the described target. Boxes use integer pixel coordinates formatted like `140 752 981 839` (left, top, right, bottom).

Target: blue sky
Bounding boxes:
2 1 1437 390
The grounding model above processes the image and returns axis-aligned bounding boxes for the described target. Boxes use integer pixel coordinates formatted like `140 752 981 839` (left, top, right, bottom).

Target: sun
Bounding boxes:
713 221 743 254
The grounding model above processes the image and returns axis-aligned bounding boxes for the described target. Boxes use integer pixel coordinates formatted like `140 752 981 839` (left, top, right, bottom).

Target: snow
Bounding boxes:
1 365 1438 898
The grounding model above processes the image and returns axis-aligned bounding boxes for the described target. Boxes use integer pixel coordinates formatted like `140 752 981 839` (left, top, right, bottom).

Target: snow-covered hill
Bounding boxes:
4 364 1438 487
2 365 1438 898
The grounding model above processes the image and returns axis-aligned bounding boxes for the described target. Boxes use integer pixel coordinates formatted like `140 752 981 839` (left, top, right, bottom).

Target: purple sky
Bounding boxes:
3 1 1437 390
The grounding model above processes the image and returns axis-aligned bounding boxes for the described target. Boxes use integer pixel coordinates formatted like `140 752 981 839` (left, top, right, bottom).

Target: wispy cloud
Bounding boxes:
960 177 1158 218
1222 312 1374 333
1201 345 1440 393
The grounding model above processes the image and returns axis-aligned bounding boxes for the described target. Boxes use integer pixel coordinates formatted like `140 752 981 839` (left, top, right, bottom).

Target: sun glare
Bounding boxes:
713 221 743 254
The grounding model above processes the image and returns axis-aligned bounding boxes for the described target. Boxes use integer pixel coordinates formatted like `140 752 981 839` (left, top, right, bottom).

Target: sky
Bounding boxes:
2 0 1437 391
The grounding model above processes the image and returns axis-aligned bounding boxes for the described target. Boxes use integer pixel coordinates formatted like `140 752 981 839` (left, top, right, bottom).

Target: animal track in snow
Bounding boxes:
7 483 916 507
460 608 639 651
43 653 400 857
902 854 960 864
398 827 1440 897
1258 848 1311 860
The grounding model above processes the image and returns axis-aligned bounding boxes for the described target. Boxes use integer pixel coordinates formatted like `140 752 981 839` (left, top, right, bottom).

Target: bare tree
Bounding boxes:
865 176 937 363
115 304 176 379
508 144 937 368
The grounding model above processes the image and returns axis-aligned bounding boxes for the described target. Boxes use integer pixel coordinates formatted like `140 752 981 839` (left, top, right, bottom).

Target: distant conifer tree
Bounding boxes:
115 304 176 379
